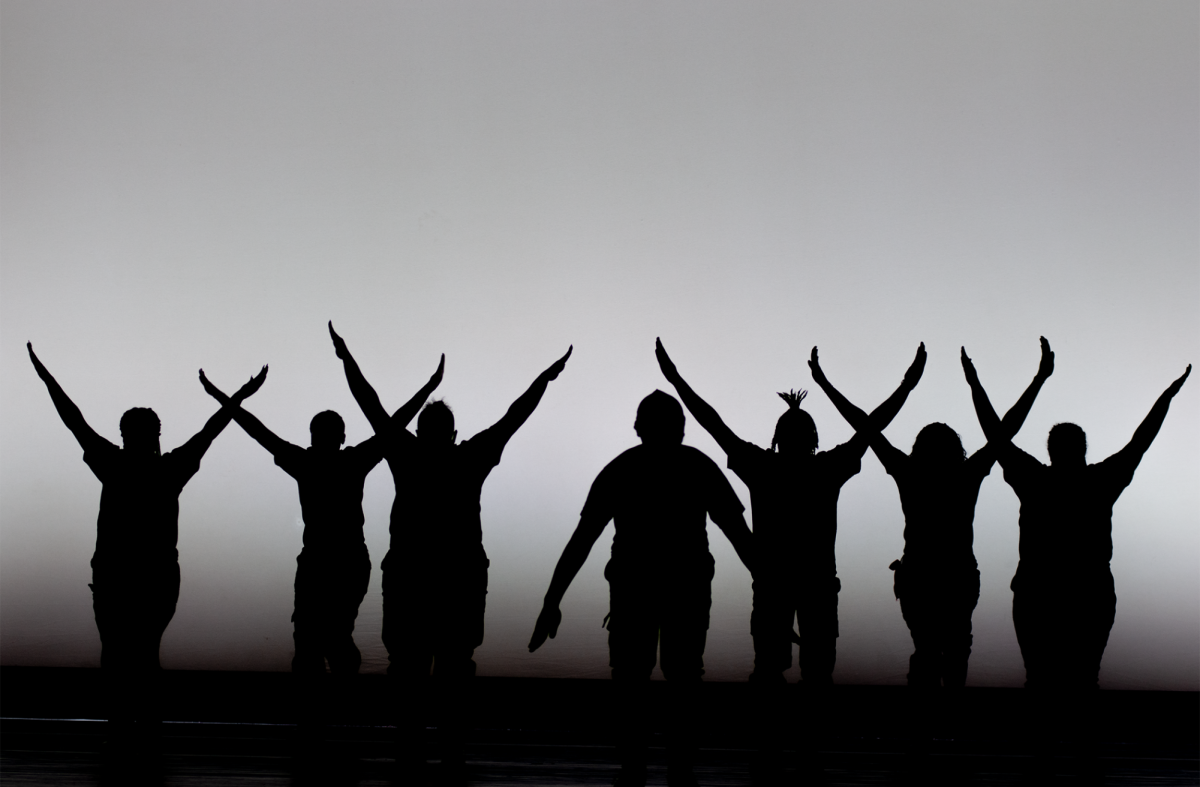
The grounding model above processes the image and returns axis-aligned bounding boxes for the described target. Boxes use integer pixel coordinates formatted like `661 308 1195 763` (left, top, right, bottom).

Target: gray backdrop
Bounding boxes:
2 1 1196 688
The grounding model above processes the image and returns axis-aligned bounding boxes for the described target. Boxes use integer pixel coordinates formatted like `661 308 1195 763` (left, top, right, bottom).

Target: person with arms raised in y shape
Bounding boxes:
199 364 383 749
28 342 265 754
962 345 1190 751
813 339 1052 692
329 323 570 783
655 338 925 782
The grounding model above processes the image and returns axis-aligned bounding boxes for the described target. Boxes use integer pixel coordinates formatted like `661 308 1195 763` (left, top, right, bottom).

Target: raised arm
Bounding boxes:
329 322 389 432
484 346 572 445
198 369 294 458
28 342 110 453
1108 364 1191 467
528 512 608 652
962 338 1054 449
328 322 444 437
961 347 1004 444
388 354 444 432
175 366 268 460
995 337 1054 440
809 343 926 450
655 338 744 455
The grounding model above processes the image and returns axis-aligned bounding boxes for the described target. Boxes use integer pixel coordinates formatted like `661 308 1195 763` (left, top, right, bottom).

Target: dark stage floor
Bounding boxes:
2 668 1197 786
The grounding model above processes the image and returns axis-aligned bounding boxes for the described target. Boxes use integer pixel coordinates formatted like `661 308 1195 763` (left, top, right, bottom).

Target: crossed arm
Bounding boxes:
29 341 267 458
199 370 293 458
328 322 444 438
28 342 108 453
808 343 927 453
961 337 1056 455
176 366 269 458
655 338 744 454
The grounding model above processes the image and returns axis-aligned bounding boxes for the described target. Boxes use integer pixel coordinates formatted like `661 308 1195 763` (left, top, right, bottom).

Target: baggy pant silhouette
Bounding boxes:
750 574 840 684
1012 571 1116 690
382 557 489 770
291 548 371 675
606 558 712 777
895 563 980 688
91 558 180 729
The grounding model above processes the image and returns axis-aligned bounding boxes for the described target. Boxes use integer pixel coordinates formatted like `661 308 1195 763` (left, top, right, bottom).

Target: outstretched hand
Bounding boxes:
1166 364 1192 397
232 365 269 402
541 346 573 382
808 347 829 387
528 603 562 652
904 343 927 389
26 342 48 379
198 369 230 404
328 321 349 360
1036 336 1055 381
655 338 680 383
960 347 980 386
428 354 446 389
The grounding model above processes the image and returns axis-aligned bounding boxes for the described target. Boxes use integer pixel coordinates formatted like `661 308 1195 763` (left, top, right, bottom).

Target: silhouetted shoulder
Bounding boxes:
963 445 998 479
272 442 311 478
1089 450 1139 495
345 433 386 473
998 445 1044 492
159 444 207 487
81 440 122 482
725 438 771 477
458 426 508 474
816 439 864 482
581 444 742 522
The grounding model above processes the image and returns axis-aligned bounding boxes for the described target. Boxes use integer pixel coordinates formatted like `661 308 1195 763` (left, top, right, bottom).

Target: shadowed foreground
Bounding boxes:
1 668 1196 786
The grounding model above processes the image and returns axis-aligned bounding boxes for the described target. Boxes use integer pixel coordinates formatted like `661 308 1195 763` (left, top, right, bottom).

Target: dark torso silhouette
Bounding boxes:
273 439 383 553
580 442 744 685
581 443 744 577
875 446 996 688
726 441 861 579
724 440 863 682
274 438 384 675
83 440 206 681
382 428 507 579
84 442 205 570
1001 447 1142 689
1004 451 1137 589
883 451 995 572
379 428 511 672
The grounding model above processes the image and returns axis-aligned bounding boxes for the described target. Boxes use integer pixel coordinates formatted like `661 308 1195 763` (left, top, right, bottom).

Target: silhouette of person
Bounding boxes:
815 339 1053 690
656 340 925 688
28 342 266 743
529 390 755 787
198 369 383 730
962 349 1191 691
328 324 571 779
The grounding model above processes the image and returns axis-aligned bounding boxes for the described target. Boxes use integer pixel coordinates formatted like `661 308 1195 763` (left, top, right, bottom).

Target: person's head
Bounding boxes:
911 423 966 468
119 408 161 456
772 389 817 456
417 400 456 445
634 390 685 445
309 410 346 451
1047 422 1087 467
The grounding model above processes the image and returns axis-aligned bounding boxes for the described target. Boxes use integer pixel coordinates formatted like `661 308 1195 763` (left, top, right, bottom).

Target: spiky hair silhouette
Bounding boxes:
777 389 807 410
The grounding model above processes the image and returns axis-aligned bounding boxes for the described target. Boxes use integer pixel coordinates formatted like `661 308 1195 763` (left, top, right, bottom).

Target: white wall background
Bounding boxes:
2 1 1196 688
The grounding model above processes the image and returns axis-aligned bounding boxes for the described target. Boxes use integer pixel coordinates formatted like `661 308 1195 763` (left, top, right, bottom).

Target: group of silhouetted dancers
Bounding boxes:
27 330 1190 786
